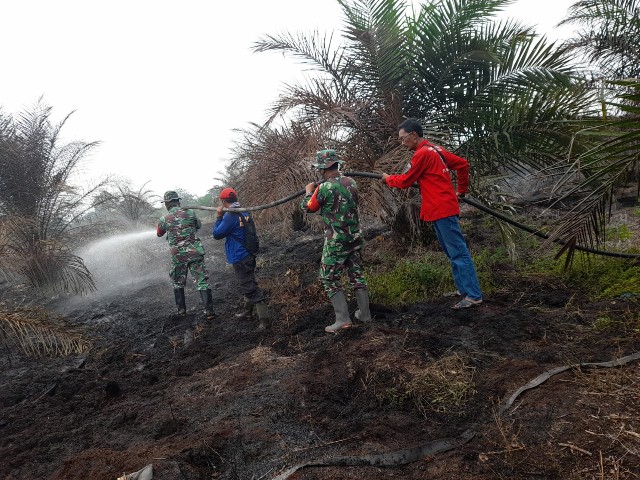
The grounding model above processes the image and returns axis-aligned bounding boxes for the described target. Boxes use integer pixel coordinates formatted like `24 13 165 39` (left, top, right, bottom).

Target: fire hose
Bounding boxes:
186 171 640 260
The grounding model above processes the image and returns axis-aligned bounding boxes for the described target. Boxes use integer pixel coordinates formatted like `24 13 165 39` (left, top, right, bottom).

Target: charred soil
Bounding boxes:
1 214 639 480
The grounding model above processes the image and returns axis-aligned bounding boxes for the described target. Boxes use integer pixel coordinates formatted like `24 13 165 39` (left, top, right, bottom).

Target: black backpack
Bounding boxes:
231 212 260 255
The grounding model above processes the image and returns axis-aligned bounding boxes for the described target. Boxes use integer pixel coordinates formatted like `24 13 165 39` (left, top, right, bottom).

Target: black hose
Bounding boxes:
458 196 640 259
187 189 307 213
185 171 640 260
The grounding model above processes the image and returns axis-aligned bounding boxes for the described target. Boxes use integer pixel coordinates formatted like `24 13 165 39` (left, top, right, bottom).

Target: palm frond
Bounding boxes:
560 0 640 79
253 30 350 86
0 306 91 358
338 0 409 91
541 80 640 257
0 217 96 295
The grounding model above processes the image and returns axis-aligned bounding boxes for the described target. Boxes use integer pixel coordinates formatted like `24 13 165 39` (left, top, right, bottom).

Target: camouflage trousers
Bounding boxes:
319 239 367 298
170 255 210 290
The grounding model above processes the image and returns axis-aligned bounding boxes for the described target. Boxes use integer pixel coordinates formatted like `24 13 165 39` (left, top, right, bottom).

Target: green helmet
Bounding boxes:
162 190 181 202
311 149 344 170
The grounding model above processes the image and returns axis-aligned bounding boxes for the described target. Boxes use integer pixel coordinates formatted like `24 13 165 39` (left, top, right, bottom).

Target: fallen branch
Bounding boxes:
269 430 475 480
624 430 640 440
31 382 58 404
559 442 592 456
501 351 640 413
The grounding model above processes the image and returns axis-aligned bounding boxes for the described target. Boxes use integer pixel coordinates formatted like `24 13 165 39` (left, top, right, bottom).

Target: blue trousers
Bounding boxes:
433 215 482 301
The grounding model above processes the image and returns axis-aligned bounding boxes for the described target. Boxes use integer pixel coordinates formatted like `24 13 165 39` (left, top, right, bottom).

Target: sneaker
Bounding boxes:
451 298 482 309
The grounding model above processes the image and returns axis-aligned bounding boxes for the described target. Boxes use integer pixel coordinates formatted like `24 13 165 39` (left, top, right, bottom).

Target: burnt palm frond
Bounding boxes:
0 306 91 358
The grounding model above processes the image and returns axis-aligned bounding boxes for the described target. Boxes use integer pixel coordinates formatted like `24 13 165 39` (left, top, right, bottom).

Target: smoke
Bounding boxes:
77 230 167 298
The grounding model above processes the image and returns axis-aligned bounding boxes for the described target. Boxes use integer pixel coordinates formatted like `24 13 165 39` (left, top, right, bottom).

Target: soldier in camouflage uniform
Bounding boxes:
157 190 215 319
300 149 372 333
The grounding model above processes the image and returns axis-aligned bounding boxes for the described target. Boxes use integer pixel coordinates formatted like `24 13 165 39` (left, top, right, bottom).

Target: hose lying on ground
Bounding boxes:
185 171 640 260
268 430 475 480
501 351 640 413
267 351 640 478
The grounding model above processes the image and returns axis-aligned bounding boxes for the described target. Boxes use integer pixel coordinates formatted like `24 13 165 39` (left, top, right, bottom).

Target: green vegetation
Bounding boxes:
589 309 640 338
605 224 633 241
527 253 640 299
366 254 452 305
366 230 639 307
593 316 615 331
468 247 511 295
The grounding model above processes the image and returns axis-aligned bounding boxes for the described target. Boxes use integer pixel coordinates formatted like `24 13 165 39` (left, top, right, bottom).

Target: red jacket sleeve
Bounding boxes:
385 150 430 189
305 186 321 212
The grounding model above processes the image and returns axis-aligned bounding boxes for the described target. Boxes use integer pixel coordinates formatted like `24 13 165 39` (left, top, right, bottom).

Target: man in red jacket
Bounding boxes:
380 118 482 309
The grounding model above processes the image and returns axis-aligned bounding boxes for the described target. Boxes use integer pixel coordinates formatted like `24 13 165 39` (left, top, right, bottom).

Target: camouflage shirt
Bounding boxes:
157 207 206 260
301 174 362 244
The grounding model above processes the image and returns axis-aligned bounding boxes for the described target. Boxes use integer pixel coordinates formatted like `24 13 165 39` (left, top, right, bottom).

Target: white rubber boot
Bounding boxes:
325 291 352 333
354 288 372 323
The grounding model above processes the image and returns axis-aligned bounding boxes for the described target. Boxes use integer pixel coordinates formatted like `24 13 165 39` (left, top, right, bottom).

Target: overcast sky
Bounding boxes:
2 0 577 198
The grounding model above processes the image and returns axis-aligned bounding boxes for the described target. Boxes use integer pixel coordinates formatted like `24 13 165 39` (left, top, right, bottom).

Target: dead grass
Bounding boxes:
572 364 640 394
359 346 477 417
261 267 325 326
406 353 477 416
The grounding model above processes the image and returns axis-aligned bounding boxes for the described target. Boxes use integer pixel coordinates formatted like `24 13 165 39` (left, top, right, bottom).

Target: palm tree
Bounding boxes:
540 80 640 261
533 1 640 257
0 101 102 294
560 0 640 83
91 179 157 230
233 0 593 243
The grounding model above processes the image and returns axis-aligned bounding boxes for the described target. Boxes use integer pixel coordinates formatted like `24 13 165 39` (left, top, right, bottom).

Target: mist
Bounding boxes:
77 230 167 299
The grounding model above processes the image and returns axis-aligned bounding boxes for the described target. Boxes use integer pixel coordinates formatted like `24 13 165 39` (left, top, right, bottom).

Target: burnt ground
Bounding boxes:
1 214 639 480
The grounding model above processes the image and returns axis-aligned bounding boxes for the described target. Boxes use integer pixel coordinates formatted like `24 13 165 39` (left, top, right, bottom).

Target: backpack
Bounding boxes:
231 212 260 255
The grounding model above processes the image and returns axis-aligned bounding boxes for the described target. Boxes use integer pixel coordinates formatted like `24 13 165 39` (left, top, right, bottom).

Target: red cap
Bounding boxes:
219 188 237 200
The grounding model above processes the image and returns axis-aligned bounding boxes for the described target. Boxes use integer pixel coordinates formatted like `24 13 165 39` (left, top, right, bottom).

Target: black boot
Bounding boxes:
235 296 254 320
174 288 186 315
200 289 215 320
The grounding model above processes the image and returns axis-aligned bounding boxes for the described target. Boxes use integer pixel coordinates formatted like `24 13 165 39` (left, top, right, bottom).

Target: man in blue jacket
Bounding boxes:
213 188 270 331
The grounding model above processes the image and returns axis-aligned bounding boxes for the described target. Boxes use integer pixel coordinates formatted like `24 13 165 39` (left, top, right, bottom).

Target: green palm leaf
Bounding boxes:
541 80 640 256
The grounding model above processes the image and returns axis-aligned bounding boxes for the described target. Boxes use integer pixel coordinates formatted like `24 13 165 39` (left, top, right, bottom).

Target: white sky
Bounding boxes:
2 0 577 198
